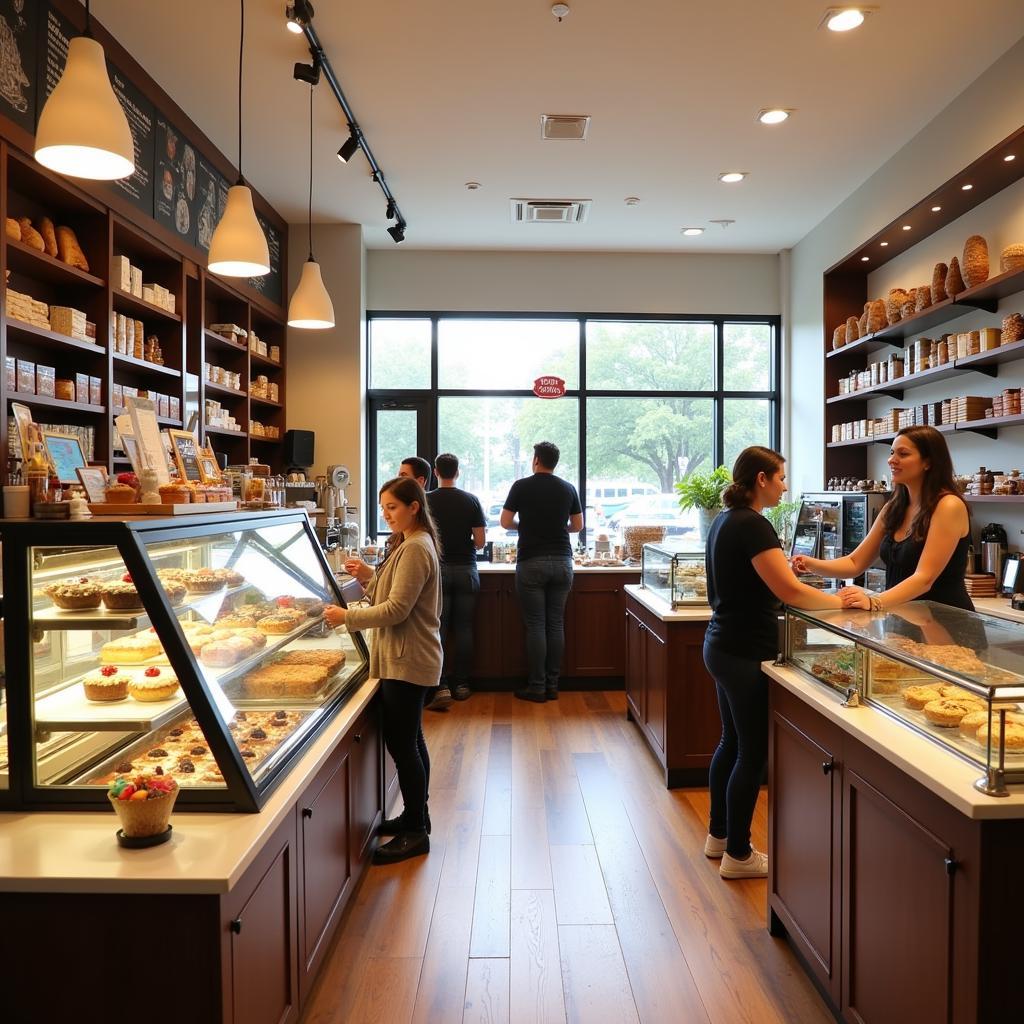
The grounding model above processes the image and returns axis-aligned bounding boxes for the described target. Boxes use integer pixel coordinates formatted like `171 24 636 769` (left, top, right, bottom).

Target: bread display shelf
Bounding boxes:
111 351 181 379
7 392 104 415
249 350 282 369
6 236 105 288
113 288 181 323
205 380 246 399
5 316 105 358
87 500 239 515
204 328 248 352
33 681 188 732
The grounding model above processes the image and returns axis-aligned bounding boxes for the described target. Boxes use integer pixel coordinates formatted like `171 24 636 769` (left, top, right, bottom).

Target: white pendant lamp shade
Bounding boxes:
208 184 270 277
34 36 135 180
288 259 335 328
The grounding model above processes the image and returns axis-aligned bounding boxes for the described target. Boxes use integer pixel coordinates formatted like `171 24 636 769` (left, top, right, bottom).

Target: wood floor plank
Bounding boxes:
463 958 511 1024
482 774 512 835
540 747 593 845
510 890 566 1024
511 801 552 890
511 713 546 811
439 806 484 889
558 924 640 1024
575 752 711 1023
411 885 476 1024
470 834 512 958
344 956 422 1024
549 844 613 925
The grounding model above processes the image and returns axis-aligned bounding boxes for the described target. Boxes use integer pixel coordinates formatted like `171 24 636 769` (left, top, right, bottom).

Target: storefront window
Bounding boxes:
724 398 772 471
724 322 772 391
585 320 714 390
369 319 432 389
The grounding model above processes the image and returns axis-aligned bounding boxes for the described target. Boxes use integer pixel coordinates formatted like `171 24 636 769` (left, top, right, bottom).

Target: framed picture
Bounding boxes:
168 429 203 482
76 466 109 503
11 401 34 463
42 431 87 485
198 445 222 483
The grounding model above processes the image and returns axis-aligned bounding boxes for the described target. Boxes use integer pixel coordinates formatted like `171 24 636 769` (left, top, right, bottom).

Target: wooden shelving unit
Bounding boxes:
823 123 1024 482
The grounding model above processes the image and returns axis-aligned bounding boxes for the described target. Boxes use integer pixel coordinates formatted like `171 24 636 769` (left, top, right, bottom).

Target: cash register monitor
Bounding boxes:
1001 553 1021 596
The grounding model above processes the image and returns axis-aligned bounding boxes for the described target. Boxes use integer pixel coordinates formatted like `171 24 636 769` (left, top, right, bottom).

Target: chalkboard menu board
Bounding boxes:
154 114 199 248
0 0 37 134
169 429 202 482
108 61 154 216
37 1 71 119
195 155 230 253
247 214 282 307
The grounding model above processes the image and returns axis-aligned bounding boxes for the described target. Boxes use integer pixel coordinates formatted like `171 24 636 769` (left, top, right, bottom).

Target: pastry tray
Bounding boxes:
33 678 189 732
87 500 238 516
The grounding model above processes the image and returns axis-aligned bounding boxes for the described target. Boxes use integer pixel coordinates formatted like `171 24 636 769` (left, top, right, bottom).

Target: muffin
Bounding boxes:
127 666 180 703
158 484 191 505
82 665 131 702
101 573 144 611
45 577 103 610
104 483 136 503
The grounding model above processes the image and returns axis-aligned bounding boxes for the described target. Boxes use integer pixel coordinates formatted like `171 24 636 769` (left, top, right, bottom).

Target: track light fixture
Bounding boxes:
337 129 360 163
387 221 406 244
285 0 314 33
385 199 397 220
293 59 320 85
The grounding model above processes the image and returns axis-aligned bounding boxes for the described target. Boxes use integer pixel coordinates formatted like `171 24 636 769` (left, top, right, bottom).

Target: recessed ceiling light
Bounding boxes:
465 181 481 190
757 108 791 125
861 256 869 262
902 225 911 231
1005 154 1016 162
718 171 747 183
824 7 867 31
931 205 941 212
681 227 704 236
961 183 973 191
624 196 640 206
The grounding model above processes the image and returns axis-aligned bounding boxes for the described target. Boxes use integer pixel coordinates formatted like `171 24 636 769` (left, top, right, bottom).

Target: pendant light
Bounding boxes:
34 0 134 180
208 0 270 278
288 84 335 329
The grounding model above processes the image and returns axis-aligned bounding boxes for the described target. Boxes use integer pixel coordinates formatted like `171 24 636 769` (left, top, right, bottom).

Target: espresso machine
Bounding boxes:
313 464 350 552
795 491 889 583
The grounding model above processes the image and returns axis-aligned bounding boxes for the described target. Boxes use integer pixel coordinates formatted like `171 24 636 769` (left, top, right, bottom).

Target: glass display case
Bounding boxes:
0 510 369 812
641 540 708 607
784 603 1024 796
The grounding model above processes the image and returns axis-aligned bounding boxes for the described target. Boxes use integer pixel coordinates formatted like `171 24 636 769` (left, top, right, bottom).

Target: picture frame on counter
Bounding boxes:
198 446 222 483
11 401 34 462
41 432 87 485
75 466 109 503
168 429 203 482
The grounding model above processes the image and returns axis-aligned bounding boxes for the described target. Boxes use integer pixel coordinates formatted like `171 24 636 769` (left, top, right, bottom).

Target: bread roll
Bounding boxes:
17 217 44 252
56 225 89 272
845 316 860 344
5 217 20 241
38 216 58 258
945 257 965 296
931 262 948 304
962 235 989 288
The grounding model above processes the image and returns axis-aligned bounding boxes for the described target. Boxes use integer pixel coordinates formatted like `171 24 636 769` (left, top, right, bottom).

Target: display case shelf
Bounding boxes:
33 684 188 732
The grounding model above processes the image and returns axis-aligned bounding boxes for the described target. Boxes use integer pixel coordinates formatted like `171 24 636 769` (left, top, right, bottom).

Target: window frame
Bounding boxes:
365 311 781 528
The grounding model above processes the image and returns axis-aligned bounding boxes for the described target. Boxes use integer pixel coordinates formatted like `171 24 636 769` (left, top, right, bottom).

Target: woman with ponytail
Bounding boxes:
703 447 845 880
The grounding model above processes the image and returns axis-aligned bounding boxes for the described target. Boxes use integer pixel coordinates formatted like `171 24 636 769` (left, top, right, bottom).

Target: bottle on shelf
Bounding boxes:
25 440 50 514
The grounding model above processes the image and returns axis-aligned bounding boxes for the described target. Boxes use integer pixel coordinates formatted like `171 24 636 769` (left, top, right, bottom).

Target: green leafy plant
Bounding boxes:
675 465 731 511
763 500 801 541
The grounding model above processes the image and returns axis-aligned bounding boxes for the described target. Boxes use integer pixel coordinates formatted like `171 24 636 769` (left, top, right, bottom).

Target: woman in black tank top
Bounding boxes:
792 426 973 613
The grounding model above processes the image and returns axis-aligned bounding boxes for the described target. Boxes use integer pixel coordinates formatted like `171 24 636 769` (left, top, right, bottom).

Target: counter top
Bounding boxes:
765 662 1024 820
477 562 640 574
969 596 1024 626
624 583 712 622
0 678 379 896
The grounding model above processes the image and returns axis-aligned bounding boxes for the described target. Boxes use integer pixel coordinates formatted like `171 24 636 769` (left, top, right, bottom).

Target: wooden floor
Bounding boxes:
300 691 833 1024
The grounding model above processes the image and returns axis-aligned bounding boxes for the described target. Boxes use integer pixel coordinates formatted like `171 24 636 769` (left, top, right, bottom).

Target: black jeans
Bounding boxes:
515 555 573 694
380 679 430 832
702 640 769 859
440 562 480 685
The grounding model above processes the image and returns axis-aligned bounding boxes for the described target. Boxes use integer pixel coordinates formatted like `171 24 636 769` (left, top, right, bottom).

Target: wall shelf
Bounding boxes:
205 380 247 399
250 351 282 369
6 237 105 288
7 393 104 415
113 289 181 323
5 318 105 358
112 352 181 379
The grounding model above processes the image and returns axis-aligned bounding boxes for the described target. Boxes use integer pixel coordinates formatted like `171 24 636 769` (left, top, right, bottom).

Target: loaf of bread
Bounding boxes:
962 235 989 288
1000 244 1024 274
18 217 44 252
38 216 58 258
56 225 89 271
832 325 846 350
866 299 887 333
858 304 869 336
931 262 948 304
914 285 932 312
5 217 20 241
945 256 965 296
844 316 859 344
900 299 916 319
886 288 911 324
1002 313 1024 345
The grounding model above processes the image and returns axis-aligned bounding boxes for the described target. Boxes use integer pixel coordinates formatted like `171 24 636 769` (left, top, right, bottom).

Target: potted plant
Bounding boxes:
675 465 731 540
763 499 801 550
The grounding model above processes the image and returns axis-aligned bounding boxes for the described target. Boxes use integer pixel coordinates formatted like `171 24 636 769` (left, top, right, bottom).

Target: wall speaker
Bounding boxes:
284 429 315 468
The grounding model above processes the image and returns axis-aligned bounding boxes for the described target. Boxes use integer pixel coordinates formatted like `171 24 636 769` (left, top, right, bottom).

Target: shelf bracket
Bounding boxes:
957 425 998 439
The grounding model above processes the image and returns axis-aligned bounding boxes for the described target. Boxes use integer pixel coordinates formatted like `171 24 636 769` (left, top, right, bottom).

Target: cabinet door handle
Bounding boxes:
302 807 313 819
353 733 362 743
821 759 834 775
230 918 242 934
945 857 958 876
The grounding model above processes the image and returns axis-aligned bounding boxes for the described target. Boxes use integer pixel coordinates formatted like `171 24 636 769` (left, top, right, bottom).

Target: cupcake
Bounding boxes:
108 774 179 837
45 577 103 610
101 573 144 611
127 666 180 703
82 665 131 702
105 483 137 503
158 483 191 505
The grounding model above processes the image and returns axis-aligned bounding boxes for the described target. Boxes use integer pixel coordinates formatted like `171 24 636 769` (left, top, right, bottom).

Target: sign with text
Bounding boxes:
533 376 566 399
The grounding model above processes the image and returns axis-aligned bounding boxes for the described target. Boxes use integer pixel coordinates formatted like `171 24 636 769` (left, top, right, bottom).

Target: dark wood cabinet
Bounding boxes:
623 593 720 787
349 705 383 864
770 682 1024 1024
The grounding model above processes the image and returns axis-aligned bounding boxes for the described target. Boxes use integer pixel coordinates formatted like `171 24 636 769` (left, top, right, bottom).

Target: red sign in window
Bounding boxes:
533 375 566 399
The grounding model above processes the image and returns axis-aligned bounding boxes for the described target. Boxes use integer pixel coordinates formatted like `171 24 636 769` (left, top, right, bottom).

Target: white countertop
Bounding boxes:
969 596 1024 626
477 562 641 574
764 663 1024 820
624 584 712 622
0 678 380 895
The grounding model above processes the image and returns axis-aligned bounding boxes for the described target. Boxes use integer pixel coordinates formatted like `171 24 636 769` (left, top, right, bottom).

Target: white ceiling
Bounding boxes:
102 1 1024 253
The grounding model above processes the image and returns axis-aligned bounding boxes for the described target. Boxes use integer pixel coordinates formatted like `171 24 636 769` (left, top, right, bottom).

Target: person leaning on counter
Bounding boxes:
792 425 973 613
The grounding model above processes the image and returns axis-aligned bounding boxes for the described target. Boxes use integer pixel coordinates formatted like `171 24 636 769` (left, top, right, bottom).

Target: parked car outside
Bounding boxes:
606 493 698 537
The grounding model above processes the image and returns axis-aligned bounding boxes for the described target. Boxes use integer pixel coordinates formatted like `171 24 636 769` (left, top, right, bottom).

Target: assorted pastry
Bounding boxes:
81 665 181 704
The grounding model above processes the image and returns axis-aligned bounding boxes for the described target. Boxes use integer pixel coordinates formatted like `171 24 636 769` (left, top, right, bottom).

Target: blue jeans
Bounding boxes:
440 563 480 685
702 640 769 859
515 556 573 694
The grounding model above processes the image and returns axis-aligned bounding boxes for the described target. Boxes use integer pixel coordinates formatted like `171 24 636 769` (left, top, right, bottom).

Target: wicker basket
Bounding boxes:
622 525 667 562
108 783 179 838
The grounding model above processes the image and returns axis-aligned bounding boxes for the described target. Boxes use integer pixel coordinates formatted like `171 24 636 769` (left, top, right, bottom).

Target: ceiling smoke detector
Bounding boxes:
551 3 570 21
510 198 591 224
541 114 590 141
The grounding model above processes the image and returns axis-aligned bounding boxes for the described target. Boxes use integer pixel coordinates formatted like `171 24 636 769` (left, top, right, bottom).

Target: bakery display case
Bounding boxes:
784 602 1024 795
0 509 369 811
641 540 708 607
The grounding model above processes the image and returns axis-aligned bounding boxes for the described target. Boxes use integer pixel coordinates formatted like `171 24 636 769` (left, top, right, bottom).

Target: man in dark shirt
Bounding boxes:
425 453 486 707
501 441 584 702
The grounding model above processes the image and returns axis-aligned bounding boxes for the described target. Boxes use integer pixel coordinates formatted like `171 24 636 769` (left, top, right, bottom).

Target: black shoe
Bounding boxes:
426 686 453 711
372 830 429 865
545 689 559 701
378 810 431 835
514 688 547 704
452 683 471 701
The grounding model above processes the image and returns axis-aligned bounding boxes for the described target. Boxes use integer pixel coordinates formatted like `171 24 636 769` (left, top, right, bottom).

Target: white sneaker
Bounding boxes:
720 847 768 879
703 834 727 859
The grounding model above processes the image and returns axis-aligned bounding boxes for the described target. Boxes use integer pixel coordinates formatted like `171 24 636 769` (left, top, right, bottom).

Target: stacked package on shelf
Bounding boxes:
988 389 1022 418
6 288 50 329
209 323 245 345
964 574 998 598
141 282 175 313
49 305 89 342
948 396 992 424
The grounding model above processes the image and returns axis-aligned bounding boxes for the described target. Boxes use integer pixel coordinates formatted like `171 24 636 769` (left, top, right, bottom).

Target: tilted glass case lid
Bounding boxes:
788 602 1024 700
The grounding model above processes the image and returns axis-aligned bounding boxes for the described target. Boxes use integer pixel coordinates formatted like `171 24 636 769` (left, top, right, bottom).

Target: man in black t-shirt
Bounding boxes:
425 453 486 707
501 441 584 702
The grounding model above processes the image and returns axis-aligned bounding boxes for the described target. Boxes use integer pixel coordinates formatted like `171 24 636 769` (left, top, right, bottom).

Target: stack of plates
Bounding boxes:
964 573 997 598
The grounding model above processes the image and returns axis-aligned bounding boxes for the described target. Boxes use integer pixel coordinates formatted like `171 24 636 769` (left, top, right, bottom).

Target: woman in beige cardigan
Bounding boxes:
324 476 442 865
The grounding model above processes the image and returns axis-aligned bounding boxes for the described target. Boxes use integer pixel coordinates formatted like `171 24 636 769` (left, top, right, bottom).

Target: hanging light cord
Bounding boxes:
84 0 92 36
307 85 314 261
237 0 244 182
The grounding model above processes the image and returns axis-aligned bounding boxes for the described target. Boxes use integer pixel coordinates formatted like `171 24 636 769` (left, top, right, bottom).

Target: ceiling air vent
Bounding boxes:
510 199 592 224
541 114 590 141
